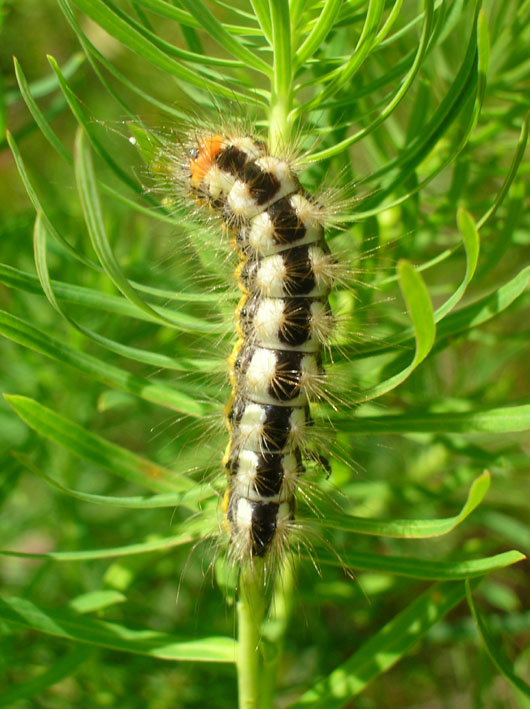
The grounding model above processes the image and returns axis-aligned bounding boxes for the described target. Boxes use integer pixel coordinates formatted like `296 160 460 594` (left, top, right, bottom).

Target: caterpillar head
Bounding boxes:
189 135 225 191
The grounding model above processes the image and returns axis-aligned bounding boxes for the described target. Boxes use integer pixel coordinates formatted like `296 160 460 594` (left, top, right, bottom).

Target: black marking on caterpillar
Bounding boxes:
178 132 338 565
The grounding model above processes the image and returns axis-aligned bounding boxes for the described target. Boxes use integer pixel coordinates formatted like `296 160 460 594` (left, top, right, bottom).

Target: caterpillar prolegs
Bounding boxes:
185 133 336 563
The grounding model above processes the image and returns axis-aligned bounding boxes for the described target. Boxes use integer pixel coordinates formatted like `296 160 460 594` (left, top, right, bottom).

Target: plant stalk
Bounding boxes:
259 558 297 708
269 94 292 153
237 561 268 709
268 0 293 152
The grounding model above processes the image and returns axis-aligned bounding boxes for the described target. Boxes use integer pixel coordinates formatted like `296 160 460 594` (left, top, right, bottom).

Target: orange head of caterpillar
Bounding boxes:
188 134 225 199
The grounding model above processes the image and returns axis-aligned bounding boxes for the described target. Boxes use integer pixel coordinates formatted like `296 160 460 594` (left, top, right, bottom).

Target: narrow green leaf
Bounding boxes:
208 0 257 25
351 52 485 221
0 262 224 335
249 0 272 42
179 21 203 54
353 5 479 197
74 129 219 333
13 57 72 163
349 265 530 363
454 7 489 158
0 530 201 562
433 208 480 322
293 581 479 707
466 582 530 699
0 597 236 663
314 548 525 580
6 51 85 105
6 130 98 270
134 0 263 36
58 0 188 121
332 402 530 434
0 309 210 415
70 0 264 103
48 55 140 192
321 471 490 537
5 395 194 492
360 209 480 352
476 9 490 104
177 0 271 75
361 260 435 400
7 71 182 236
477 112 529 229
398 260 436 360
306 0 431 159
295 0 342 67
373 0 404 44
435 265 530 345
97 178 181 225
127 0 202 29
33 215 221 369
376 240 458 287
12 450 213 509
0 255 227 305
107 3 245 69
300 0 385 112
59 0 163 121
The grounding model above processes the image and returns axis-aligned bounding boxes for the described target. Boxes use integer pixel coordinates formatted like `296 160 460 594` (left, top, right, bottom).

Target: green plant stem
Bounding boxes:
259 559 296 707
237 561 268 709
269 96 291 151
268 0 293 151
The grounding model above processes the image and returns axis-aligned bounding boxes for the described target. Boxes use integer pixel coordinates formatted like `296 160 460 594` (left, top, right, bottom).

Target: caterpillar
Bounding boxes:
173 130 338 565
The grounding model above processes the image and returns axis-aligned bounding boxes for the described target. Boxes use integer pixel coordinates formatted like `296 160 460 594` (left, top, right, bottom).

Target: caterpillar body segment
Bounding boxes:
187 132 334 562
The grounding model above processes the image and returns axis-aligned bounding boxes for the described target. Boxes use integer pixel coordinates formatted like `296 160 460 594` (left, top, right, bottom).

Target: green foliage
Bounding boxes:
0 0 529 707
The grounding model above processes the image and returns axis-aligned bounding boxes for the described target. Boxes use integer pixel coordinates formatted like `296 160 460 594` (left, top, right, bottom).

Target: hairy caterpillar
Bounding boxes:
173 130 338 565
